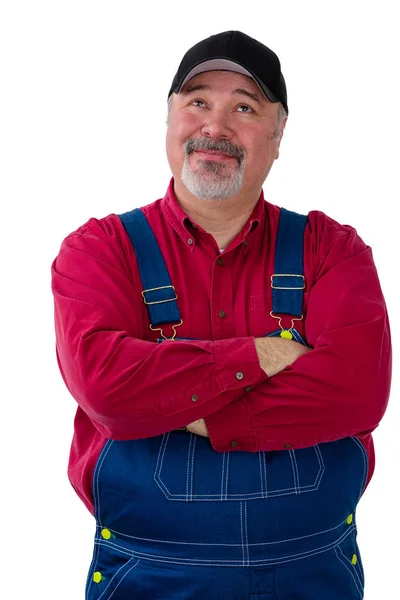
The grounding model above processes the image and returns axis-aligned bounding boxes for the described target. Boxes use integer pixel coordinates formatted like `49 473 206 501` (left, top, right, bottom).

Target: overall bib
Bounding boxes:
85 208 368 600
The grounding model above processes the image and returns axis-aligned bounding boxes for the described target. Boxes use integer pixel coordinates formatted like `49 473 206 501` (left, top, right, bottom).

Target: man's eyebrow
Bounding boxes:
233 88 262 104
180 83 211 95
180 83 262 104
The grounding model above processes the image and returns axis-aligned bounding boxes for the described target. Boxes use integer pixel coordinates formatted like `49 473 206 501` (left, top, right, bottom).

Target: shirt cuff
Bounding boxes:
206 396 258 453
212 336 266 393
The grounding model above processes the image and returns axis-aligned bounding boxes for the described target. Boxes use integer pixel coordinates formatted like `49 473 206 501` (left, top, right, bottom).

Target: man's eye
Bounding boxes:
237 105 253 113
192 99 206 107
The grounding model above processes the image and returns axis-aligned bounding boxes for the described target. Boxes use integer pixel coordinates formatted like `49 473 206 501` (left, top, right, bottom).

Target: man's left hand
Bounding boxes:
185 418 209 437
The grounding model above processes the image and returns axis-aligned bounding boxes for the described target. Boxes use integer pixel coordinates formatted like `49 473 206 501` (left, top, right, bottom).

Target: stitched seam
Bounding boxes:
334 547 363 598
153 433 167 482
96 528 355 567
220 453 226 501
258 452 265 498
101 518 353 547
97 558 140 600
87 440 113 600
244 501 249 566
149 485 323 500
263 452 268 498
289 450 299 495
224 452 230 500
154 438 324 500
85 540 100 600
350 437 368 497
190 434 196 501
240 502 245 566
93 440 113 525
185 433 192 502
337 545 364 592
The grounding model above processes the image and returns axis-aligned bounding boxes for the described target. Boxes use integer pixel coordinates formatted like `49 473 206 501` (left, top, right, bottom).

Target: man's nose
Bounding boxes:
200 110 233 140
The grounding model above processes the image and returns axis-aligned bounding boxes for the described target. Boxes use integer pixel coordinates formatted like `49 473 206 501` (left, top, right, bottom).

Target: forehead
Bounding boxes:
180 69 265 98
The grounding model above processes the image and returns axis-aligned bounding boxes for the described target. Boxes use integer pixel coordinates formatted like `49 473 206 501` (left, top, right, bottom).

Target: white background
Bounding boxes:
1 1 398 598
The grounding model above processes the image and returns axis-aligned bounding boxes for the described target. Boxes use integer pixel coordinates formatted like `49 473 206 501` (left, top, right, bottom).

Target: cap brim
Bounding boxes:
178 58 279 104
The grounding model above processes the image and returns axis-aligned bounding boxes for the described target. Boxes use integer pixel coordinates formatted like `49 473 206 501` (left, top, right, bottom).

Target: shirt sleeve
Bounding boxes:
51 216 265 441
206 216 392 453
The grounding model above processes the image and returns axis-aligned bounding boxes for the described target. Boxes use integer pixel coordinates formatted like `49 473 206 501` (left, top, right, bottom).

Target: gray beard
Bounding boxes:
181 148 246 201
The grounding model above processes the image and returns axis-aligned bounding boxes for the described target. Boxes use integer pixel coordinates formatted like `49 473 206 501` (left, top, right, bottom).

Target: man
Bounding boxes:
51 31 391 599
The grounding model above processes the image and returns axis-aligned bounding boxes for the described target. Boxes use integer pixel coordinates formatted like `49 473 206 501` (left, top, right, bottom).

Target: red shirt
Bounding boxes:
51 178 391 514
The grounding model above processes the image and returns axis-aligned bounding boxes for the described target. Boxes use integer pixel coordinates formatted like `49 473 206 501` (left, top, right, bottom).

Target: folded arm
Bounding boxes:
186 337 310 436
51 217 266 441
204 227 392 452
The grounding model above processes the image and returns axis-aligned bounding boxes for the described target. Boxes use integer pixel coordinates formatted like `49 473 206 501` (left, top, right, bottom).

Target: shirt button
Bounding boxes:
218 310 226 318
244 386 252 393
187 238 194 245
235 372 244 381
217 257 223 266
243 239 249 246
283 443 292 449
191 395 198 402
230 441 239 448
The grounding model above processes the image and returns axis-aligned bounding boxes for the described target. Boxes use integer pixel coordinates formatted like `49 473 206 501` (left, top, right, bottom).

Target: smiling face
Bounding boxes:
166 70 286 202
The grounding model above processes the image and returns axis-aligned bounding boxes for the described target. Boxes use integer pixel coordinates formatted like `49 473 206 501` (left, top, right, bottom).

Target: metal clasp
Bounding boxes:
270 311 303 332
149 319 183 341
271 274 305 290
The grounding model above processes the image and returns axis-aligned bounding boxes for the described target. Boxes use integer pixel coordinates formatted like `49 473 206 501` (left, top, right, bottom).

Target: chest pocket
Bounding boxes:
154 430 324 502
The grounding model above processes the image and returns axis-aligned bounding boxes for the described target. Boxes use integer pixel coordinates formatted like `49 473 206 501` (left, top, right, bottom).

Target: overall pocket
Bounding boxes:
333 530 365 599
86 542 141 600
154 430 325 501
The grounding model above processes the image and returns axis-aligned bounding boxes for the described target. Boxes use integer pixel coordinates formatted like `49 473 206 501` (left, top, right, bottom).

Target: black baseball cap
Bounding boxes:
168 30 288 114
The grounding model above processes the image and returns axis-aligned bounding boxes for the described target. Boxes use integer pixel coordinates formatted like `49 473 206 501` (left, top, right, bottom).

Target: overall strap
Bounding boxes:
118 209 182 335
271 207 308 318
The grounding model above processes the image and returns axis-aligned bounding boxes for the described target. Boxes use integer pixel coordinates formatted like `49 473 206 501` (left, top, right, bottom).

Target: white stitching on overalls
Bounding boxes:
86 440 113 600
244 501 250 566
258 452 265 498
96 558 140 600
154 432 167 479
85 541 100 600
190 434 196 501
158 432 170 478
263 453 268 498
221 453 226 501
289 450 300 495
185 433 193 502
96 525 356 567
334 546 363 598
100 516 353 549
239 501 245 566
224 452 230 500
94 440 114 525
154 439 325 500
350 437 368 498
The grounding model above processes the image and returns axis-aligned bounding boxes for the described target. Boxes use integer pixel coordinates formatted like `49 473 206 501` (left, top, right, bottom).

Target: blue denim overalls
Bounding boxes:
85 208 368 599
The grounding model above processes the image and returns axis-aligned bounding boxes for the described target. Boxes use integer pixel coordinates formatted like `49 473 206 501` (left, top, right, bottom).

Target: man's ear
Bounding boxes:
275 117 288 160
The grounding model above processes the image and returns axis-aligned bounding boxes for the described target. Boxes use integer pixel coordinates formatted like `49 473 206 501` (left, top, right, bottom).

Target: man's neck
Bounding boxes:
173 180 261 250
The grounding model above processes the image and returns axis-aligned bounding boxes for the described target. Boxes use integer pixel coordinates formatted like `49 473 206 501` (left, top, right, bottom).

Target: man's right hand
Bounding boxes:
254 336 311 378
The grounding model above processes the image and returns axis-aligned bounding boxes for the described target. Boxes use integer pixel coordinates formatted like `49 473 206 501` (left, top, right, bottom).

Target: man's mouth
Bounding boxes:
193 150 236 161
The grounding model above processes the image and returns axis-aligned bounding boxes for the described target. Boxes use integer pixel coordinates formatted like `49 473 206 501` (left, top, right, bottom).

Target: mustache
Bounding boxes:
184 138 245 164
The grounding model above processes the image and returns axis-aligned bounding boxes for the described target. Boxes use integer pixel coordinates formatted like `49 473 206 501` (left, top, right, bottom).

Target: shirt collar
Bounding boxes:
160 177 265 253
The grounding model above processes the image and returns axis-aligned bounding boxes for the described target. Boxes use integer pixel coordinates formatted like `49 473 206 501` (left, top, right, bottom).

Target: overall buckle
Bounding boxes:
271 274 305 290
141 285 178 305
